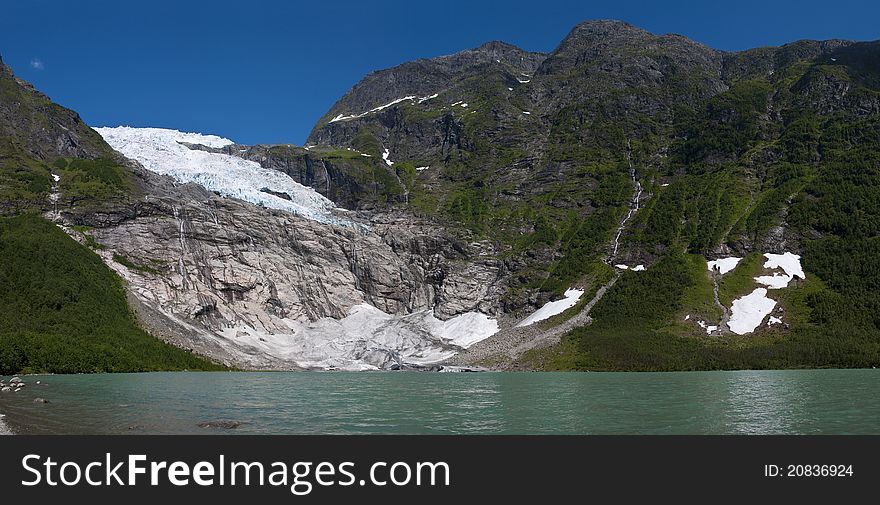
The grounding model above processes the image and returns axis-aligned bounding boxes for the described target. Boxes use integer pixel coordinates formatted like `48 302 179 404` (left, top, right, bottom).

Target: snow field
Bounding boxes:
95 127 352 227
516 288 584 327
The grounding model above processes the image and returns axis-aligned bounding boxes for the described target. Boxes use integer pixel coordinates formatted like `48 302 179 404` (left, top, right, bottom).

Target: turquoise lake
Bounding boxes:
1 369 878 434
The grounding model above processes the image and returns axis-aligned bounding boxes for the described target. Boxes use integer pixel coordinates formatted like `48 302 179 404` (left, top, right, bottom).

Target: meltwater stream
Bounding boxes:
1 370 878 434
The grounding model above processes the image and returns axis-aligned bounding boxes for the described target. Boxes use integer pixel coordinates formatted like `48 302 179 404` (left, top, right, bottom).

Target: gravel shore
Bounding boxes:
0 413 12 435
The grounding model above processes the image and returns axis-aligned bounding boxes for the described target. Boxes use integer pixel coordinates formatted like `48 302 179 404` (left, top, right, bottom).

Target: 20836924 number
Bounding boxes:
786 464 854 477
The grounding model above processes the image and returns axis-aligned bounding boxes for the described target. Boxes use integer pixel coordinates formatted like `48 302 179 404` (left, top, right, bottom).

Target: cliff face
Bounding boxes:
309 40 546 138
61 162 505 370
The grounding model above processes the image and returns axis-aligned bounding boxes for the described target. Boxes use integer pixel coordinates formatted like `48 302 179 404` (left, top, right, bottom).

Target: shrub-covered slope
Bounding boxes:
0 214 223 374
308 21 880 370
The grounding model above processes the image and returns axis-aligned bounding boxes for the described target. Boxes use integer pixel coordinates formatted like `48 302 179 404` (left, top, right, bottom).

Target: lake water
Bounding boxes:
1 369 878 435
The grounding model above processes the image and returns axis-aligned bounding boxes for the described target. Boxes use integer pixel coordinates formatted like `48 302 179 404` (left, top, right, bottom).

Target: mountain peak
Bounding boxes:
474 40 523 53
543 19 659 68
537 18 719 78
565 19 648 40
571 19 642 31
435 39 545 69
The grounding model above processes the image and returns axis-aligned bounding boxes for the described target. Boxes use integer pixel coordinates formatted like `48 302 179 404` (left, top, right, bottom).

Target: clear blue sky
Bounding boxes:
2 0 877 145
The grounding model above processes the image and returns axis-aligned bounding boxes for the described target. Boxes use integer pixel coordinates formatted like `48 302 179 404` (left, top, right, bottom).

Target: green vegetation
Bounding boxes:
544 51 880 371
52 157 132 204
636 172 752 254
542 208 619 294
0 214 223 374
443 186 490 233
675 80 773 165
536 261 616 328
544 252 879 371
0 143 131 212
0 138 53 209
716 253 763 306
677 254 723 323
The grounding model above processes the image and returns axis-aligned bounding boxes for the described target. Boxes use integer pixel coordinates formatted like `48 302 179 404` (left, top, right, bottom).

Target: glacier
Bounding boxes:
91 126 501 371
219 304 499 370
94 126 357 228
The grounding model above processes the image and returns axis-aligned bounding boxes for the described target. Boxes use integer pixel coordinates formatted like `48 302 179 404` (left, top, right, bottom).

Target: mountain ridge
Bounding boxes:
1 20 879 372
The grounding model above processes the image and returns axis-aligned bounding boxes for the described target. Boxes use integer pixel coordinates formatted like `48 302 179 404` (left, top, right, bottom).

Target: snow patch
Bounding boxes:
754 274 792 289
697 320 718 334
763 252 805 279
382 148 394 167
415 166 430 171
95 127 353 228
707 257 742 275
768 316 782 326
754 253 805 289
329 93 438 123
728 288 777 335
516 288 584 327
615 264 645 271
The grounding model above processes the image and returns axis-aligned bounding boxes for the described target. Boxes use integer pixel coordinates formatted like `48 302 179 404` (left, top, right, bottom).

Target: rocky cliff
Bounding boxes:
61 153 506 370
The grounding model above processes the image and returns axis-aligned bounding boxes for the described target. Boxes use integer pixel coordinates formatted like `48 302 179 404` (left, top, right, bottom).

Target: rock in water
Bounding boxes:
198 420 242 429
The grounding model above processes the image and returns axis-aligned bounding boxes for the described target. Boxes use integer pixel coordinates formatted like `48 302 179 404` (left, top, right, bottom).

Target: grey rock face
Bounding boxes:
533 20 727 108
309 40 546 136
66 166 504 370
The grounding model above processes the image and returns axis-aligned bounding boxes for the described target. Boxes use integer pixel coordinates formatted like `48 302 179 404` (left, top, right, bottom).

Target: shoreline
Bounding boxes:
1 375 32 435
0 412 13 435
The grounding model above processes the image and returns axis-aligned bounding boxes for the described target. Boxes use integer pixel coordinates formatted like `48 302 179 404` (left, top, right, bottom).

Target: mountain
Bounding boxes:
1 20 879 373
305 19 880 370
0 57 220 373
